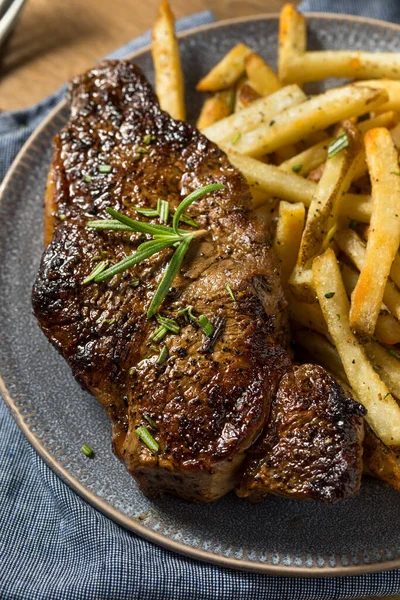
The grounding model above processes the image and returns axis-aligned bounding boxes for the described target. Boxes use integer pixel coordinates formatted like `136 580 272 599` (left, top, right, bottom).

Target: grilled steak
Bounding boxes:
33 60 365 503
237 365 365 502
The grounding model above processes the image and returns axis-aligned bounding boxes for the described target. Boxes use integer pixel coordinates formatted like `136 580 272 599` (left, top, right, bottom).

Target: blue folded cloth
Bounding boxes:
1 3 400 599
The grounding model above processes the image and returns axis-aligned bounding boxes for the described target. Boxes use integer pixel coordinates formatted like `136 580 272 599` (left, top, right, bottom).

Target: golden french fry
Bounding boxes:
273 201 305 287
293 328 348 384
201 84 306 145
278 4 306 83
224 86 388 157
284 53 400 85
228 153 372 222
196 90 234 129
341 263 400 345
151 1 185 121
363 424 400 493
234 78 260 112
245 52 281 97
350 128 400 340
196 43 252 92
390 121 400 149
335 229 400 321
289 127 361 301
288 296 328 335
354 80 400 112
364 342 400 400
313 248 400 446
279 111 397 177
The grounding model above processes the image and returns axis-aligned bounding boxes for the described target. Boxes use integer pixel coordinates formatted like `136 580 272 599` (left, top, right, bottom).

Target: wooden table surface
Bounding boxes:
1 1 399 598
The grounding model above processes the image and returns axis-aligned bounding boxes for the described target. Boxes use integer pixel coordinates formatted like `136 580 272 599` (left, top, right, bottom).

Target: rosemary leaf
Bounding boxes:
158 199 169 225
172 183 225 234
226 284 236 301
135 425 159 453
87 219 135 232
328 132 349 158
94 238 177 283
143 414 159 430
157 346 169 365
147 235 193 317
156 314 180 334
82 260 109 284
150 325 168 343
106 207 186 237
178 214 199 228
198 314 214 337
132 206 159 217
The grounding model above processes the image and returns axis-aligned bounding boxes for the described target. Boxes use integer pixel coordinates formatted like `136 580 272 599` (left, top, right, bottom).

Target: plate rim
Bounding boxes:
2 11 400 577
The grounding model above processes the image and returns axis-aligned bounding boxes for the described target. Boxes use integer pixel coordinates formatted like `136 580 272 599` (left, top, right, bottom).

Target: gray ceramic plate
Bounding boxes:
2 12 400 577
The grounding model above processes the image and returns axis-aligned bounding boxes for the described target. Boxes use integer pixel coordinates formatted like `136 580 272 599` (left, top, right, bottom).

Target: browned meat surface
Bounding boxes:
237 364 366 503
32 59 365 503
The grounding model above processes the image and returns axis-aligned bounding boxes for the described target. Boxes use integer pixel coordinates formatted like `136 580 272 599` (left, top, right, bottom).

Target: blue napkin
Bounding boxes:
1 3 400 599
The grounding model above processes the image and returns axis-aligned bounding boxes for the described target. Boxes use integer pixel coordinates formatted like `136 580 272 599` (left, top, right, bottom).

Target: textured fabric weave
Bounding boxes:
1 3 400 599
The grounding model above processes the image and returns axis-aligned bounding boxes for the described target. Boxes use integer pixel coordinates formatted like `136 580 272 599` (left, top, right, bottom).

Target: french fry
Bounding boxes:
289 127 361 301
313 248 400 446
354 80 400 112
288 297 328 335
284 53 400 85
234 78 260 112
152 1 185 121
201 84 306 144
390 122 400 149
364 341 400 400
196 43 251 92
293 328 348 384
335 229 400 321
228 153 372 222
224 86 388 157
350 129 400 340
278 3 306 83
196 90 234 129
245 52 281 97
279 111 397 177
341 263 400 345
273 201 305 287
363 424 400 493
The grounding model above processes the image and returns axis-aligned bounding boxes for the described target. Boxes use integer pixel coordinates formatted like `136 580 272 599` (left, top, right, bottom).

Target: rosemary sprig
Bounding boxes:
82 260 109 284
86 184 226 317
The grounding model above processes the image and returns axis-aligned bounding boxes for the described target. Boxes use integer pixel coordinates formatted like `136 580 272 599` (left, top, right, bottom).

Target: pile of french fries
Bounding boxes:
152 2 400 491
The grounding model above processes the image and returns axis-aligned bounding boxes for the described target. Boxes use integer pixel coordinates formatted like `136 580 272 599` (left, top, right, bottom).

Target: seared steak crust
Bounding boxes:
32 60 290 501
237 364 366 503
32 60 365 503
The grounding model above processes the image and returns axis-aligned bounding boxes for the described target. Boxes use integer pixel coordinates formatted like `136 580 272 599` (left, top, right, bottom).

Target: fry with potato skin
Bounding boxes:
224 85 388 157
196 43 251 92
152 1 185 120
313 248 400 447
350 128 400 340
196 90 234 129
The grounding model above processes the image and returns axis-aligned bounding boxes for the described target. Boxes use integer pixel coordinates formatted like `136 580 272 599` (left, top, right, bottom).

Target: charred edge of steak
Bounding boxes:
237 364 366 503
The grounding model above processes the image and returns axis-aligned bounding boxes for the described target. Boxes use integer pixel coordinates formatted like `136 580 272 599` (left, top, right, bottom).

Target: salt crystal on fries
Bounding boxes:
313 248 400 447
350 128 400 340
224 85 388 157
196 43 252 92
151 1 185 120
